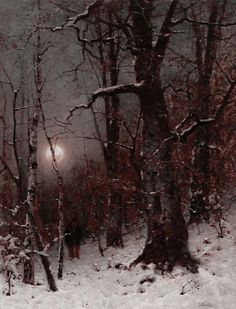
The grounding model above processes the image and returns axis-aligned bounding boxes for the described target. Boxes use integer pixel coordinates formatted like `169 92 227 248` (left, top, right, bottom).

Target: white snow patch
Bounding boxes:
1 207 236 309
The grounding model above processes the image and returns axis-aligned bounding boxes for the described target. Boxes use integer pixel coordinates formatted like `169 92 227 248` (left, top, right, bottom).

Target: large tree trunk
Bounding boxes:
130 0 197 271
136 86 196 271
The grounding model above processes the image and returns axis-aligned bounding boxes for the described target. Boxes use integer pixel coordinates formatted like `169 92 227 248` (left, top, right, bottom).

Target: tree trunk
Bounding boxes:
23 92 58 290
23 0 58 290
130 0 197 271
40 102 65 279
24 202 58 291
189 87 210 223
106 191 123 247
57 191 65 279
95 14 123 247
134 86 196 271
190 1 221 223
105 92 123 247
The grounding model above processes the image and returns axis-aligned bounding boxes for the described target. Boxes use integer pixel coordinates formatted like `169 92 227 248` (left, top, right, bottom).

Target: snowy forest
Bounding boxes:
0 0 236 308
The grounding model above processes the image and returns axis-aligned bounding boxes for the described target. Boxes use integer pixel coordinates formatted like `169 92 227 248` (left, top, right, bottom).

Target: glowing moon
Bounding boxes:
46 145 64 163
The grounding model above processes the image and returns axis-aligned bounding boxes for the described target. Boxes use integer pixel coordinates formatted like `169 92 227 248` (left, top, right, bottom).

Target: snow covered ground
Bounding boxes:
1 207 236 309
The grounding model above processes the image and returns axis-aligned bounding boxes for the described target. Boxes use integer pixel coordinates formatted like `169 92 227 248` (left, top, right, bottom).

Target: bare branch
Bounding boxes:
183 9 236 27
66 80 144 121
153 80 236 155
154 0 179 65
0 155 18 185
52 1 102 31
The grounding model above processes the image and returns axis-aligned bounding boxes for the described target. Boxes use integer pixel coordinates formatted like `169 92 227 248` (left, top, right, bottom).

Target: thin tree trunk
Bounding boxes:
40 103 65 279
105 86 123 247
24 201 58 291
94 14 123 247
57 191 64 279
190 1 223 223
23 0 58 291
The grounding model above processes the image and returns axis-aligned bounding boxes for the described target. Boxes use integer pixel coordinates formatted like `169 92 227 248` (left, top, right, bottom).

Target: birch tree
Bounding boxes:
22 0 58 291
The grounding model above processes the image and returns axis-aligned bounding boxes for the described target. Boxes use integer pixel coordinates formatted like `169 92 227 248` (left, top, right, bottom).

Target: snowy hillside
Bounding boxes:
1 208 236 309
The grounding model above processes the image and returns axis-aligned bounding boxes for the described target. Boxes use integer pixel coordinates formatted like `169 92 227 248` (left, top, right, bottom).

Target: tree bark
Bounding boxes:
40 103 65 279
94 13 123 247
24 202 58 291
105 45 123 247
23 0 58 291
190 1 222 223
130 0 197 271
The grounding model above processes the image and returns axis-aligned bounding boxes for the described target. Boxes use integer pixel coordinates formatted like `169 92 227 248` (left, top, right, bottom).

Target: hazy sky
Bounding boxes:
0 0 110 172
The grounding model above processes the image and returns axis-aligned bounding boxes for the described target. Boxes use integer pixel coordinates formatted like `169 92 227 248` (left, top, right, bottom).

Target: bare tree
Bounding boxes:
54 0 197 271
22 0 58 291
189 0 228 223
40 103 65 279
90 8 124 247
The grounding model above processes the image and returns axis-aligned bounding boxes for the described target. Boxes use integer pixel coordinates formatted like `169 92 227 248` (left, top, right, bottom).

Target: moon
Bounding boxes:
45 145 64 163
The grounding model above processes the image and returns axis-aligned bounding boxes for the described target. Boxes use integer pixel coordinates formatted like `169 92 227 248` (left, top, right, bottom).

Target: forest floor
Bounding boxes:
1 206 236 309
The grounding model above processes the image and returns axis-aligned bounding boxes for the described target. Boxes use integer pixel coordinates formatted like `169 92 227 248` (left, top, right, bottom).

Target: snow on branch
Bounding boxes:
153 80 236 156
68 1 102 24
66 81 145 122
52 1 102 31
